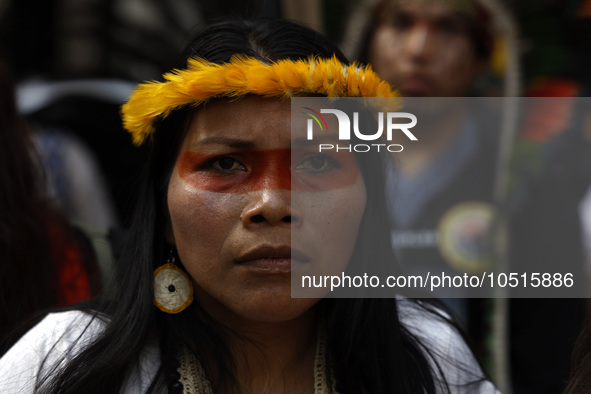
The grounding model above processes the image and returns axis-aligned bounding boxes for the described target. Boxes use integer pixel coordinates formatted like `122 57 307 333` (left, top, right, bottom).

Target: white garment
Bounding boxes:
0 311 159 393
0 302 499 393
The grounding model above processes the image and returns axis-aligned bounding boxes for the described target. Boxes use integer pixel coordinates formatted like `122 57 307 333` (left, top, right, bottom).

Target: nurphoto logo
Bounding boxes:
304 107 418 152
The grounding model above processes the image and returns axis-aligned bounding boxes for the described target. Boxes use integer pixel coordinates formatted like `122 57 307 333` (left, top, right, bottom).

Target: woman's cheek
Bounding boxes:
167 177 244 259
297 177 366 223
294 178 366 268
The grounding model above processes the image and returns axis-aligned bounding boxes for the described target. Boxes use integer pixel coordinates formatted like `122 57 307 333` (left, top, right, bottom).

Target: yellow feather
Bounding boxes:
121 55 399 145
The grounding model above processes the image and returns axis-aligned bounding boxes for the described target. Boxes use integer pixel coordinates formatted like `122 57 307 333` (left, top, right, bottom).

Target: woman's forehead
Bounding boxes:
181 96 292 150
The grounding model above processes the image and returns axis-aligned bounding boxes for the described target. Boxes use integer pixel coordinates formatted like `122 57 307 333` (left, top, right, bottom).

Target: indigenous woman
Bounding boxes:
0 19 496 393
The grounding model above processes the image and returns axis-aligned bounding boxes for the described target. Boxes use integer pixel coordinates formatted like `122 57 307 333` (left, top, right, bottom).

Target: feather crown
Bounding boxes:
121 55 399 146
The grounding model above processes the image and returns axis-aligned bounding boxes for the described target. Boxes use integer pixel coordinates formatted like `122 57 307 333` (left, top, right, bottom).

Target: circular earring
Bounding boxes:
153 251 194 314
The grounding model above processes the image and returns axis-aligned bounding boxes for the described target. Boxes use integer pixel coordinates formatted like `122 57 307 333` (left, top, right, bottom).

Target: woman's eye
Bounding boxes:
207 157 246 173
296 155 338 174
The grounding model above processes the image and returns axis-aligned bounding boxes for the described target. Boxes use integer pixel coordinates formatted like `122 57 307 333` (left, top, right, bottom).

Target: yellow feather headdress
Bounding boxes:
121 55 399 146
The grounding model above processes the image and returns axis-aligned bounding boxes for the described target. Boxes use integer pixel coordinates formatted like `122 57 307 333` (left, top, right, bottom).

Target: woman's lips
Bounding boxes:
236 245 310 273
239 258 292 272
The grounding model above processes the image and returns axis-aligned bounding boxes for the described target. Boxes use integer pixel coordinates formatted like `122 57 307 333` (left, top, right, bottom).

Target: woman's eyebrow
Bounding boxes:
292 135 341 147
192 136 257 149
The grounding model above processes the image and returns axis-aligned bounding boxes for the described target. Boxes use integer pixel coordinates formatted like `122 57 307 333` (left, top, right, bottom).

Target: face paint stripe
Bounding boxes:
178 149 359 193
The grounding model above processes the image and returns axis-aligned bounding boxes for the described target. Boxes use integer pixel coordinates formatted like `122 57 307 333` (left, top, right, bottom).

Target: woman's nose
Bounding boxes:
240 188 295 227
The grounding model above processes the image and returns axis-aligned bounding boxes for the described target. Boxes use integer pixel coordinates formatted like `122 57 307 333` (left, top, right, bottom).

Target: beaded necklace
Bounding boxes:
167 325 336 393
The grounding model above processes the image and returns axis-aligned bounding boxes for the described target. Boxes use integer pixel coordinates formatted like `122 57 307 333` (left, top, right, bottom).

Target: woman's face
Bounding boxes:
167 96 366 325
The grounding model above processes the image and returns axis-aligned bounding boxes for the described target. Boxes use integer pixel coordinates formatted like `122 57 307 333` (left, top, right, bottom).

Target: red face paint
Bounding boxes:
178 149 359 193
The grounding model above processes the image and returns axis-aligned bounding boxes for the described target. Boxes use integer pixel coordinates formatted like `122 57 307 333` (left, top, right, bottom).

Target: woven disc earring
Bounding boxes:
153 251 194 314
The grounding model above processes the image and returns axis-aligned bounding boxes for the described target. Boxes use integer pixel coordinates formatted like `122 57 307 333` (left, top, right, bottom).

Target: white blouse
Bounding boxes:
0 301 499 393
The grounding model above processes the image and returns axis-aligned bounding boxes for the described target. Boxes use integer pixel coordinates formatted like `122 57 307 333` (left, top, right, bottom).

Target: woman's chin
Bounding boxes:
239 299 319 324
201 291 320 326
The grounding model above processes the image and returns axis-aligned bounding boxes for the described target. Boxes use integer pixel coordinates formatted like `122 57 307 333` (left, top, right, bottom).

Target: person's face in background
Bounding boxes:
369 0 486 97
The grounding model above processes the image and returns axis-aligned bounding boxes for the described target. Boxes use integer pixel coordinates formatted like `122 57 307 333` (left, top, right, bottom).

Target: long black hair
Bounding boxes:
40 18 480 394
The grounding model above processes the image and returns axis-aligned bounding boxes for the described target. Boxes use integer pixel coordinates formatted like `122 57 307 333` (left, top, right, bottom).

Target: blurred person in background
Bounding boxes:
350 0 589 392
355 0 517 321
0 61 101 354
